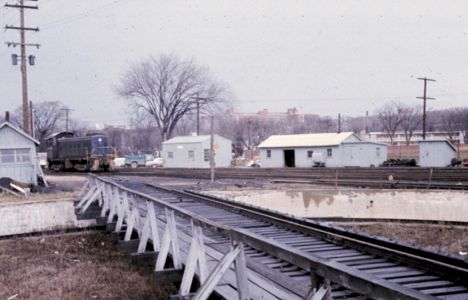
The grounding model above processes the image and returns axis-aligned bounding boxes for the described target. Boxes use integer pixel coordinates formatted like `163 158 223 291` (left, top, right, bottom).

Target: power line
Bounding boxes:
40 0 126 30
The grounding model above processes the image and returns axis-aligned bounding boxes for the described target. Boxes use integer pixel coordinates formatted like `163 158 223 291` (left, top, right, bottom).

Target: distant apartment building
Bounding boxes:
365 131 465 146
225 107 319 124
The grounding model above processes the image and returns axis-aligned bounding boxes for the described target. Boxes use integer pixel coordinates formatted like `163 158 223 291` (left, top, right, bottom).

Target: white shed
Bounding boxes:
419 140 456 167
258 132 387 168
0 122 40 185
162 135 232 168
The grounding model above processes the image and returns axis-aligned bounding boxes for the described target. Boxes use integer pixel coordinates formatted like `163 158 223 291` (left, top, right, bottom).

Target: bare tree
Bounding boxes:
33 101 67 144
436 108 468 142
117 54 228 141
12 101 69 150
376 101 404 144
400 104 422 145
128 110 161 153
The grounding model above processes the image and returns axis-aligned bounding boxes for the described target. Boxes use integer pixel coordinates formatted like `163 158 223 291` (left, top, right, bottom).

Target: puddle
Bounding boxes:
208 189 468 222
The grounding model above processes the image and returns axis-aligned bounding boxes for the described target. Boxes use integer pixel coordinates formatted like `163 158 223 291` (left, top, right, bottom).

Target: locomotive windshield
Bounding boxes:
91 136 110 155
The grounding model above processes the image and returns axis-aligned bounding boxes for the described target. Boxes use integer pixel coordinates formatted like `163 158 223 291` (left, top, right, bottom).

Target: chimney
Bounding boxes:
5 111 10 122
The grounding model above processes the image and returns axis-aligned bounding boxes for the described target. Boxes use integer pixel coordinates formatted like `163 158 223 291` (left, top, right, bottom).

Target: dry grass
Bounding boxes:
344 223 468 257
0 231 174 299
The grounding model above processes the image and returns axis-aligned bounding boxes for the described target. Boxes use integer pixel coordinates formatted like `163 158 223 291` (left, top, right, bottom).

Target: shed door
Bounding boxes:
284 150 295 167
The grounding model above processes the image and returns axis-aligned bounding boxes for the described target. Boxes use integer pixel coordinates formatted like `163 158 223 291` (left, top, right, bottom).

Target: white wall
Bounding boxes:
419 142 456 167
163 135 232 168
260 146 341 167
260 143 387 168
340 143 387 167
0 126 38 185
0 199 94 236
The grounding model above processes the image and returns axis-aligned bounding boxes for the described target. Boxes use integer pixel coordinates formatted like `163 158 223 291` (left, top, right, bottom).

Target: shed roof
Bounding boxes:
258 132 359 148
0 122 39 145
419 139 457 151
163 134 230 145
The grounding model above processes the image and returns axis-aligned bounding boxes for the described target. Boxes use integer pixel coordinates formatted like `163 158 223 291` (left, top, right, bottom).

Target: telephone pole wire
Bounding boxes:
5 0 40 136
416 77 436 140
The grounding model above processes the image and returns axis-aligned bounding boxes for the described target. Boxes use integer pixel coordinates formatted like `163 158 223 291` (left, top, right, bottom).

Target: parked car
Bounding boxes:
114 157 126 168
125 154 154 168
146 157 164 168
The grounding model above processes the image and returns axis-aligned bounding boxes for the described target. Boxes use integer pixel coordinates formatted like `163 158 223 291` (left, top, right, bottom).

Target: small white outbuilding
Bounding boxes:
162 135 232 168
419 140 456 167
0 122 40 185
258 132 387 168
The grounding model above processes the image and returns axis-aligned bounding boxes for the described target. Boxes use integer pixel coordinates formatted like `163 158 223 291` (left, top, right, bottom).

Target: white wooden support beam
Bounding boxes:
179 222 208 296
305 277 331 300
124 208 139 241
148 202 161 251
107 185 120 223
195 225 207 283
305 281 331 300
155 209 181 271
79 186 101 214
233 241 250 300
77 179 90 199
193 245 241 300
100 182 110 217
138 215 151 253
115 191 129 232
167 209 181 269
97 180 103 207
76 185 95 208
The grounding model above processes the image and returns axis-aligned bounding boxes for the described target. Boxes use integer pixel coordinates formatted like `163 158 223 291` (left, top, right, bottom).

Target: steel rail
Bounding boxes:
153 185 468 283
86 174 452 299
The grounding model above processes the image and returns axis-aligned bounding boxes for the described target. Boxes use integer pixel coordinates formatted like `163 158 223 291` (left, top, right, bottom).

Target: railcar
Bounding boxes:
46 132 115 171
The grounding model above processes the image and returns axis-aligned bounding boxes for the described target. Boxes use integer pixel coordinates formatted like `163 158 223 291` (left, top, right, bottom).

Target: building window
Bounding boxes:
16 149 31 163
266 150 271 158
307 150 313 158
168 151 173 159
188 150 194 159
0 149 15 163
327 148 332 157
204 149 211 161
376 147 380 157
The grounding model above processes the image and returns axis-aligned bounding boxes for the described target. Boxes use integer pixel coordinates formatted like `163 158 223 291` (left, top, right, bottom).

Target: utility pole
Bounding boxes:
191 93 207 135
210 115 215 183
417 77 436 140
337 113 341 133
5 0 40 136
61 108 73 131
365 111 369 134
196 98 200 135
29 100 33 137
247 119 252 150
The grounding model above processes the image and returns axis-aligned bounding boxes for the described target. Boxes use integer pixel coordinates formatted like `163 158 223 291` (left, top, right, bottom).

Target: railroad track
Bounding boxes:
113 167 468 190
91 175 468 299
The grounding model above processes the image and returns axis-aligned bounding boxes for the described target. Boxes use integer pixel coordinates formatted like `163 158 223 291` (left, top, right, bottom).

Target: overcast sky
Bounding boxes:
1 0 467 127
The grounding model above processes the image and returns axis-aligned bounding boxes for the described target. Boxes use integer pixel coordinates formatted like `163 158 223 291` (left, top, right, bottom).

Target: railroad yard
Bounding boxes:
2 1 468 299
1 170 466 299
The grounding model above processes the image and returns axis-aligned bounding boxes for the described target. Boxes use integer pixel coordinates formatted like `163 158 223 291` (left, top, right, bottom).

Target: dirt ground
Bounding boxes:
0 231 175 300
342 223 468 258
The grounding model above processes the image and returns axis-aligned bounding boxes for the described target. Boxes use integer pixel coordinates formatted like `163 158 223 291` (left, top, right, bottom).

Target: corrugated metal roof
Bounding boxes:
0 122 40 145
258 132 358 148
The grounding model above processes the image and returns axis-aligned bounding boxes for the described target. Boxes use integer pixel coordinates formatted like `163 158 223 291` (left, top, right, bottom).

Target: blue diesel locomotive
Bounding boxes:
46 132 115 171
